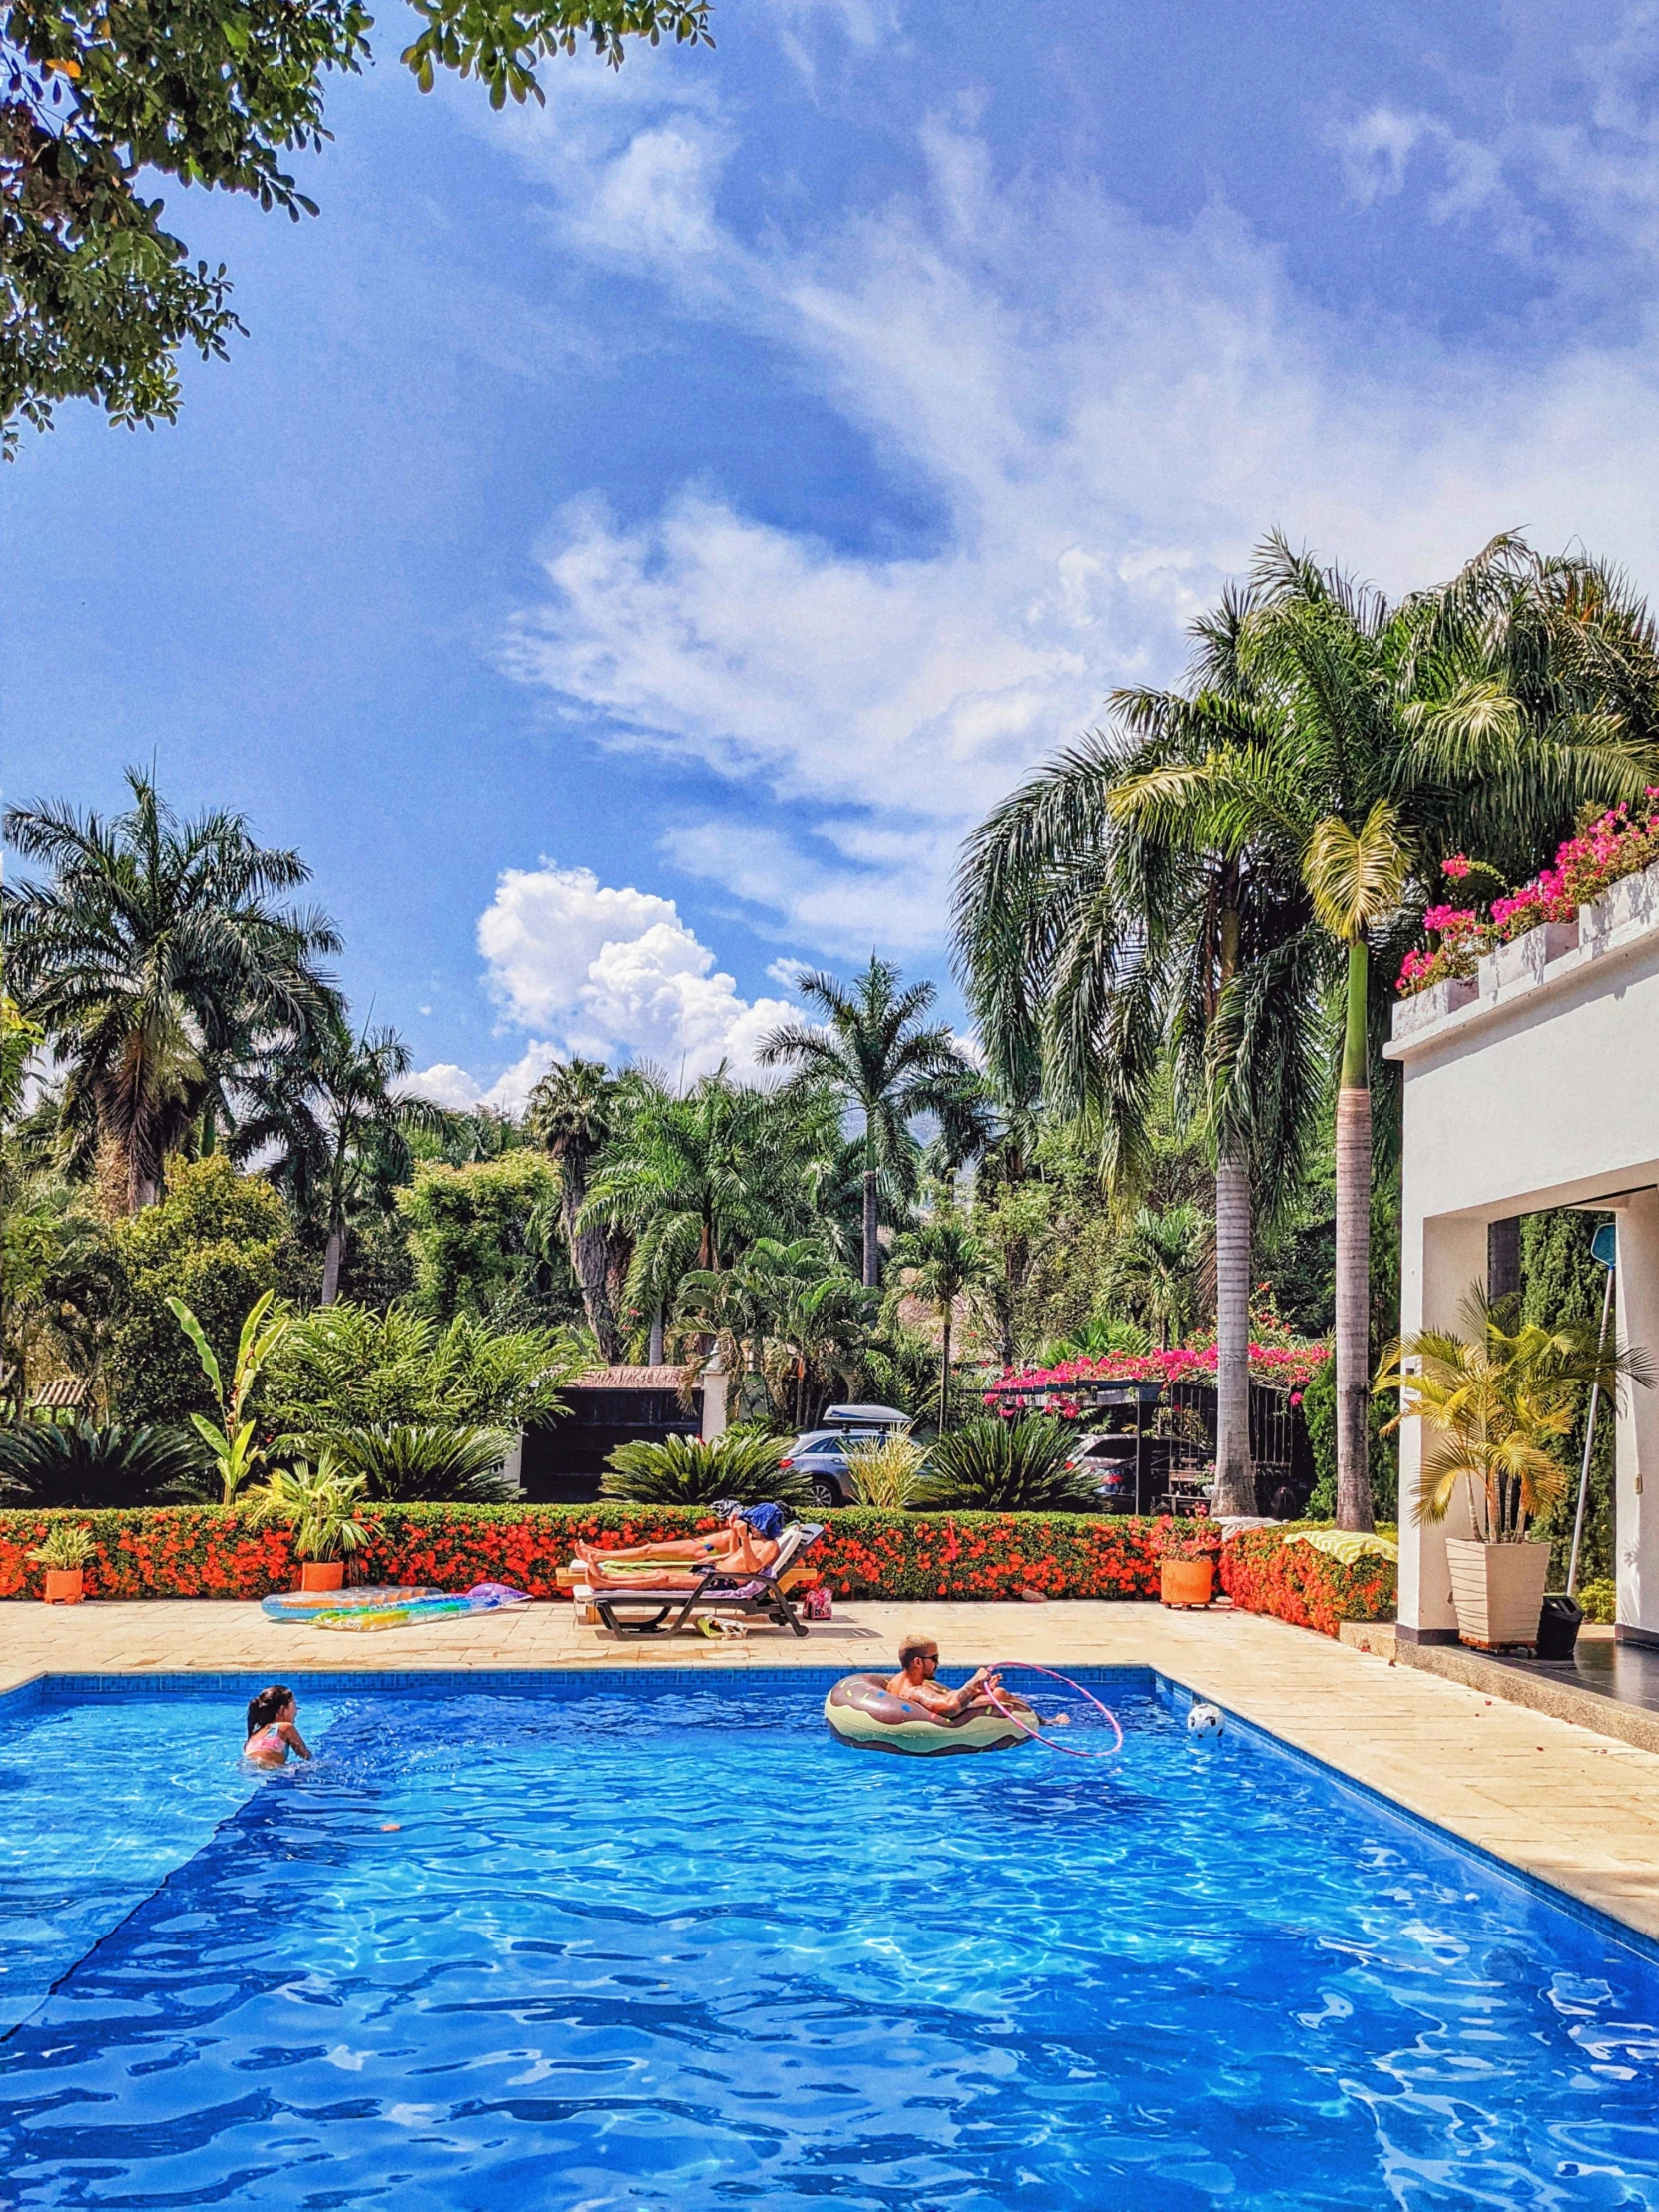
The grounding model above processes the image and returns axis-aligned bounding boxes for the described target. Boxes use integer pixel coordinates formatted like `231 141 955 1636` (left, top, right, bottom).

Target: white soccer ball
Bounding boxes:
1186 1701 1224 1739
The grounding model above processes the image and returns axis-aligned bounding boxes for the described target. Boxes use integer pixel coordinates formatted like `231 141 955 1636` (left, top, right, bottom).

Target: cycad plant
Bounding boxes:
916 1417 1100 1512
1376 1290 1650 1543
600 1430 813 1508
321 1424 515 1503
0 1421 209 1507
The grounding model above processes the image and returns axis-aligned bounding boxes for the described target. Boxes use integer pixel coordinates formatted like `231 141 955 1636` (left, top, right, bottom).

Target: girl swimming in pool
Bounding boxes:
243 1685 311 1768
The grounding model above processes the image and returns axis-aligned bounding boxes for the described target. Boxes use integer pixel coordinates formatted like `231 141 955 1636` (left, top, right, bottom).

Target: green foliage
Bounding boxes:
26 1519 96 1569
843 1432 927 1508
0 1420 207 1506
263 1301 582 1433
917 1417 1100 1512
170 1284 294 1501
1523 1209 1617 1583
396 1151 574 1325
245 1450 369 1561
600 1430 814 1508
3 0 710 451
323 1423 515 1503
1578 1576 1616 1625
106 1157 295 1423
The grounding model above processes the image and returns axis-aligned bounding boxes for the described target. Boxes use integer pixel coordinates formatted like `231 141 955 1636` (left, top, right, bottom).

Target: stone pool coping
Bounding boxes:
9 1596 1659 1941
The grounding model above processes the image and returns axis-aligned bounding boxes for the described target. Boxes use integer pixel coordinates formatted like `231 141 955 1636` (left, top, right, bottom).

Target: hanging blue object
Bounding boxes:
1593 1222 1618 1270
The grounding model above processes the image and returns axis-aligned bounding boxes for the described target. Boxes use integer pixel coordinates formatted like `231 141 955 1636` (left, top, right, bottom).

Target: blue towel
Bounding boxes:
742 1503 789 1541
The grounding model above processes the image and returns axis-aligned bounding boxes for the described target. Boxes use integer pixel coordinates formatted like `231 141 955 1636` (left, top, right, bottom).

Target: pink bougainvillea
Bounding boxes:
1400 801 1659 997
981 1339 1328 1416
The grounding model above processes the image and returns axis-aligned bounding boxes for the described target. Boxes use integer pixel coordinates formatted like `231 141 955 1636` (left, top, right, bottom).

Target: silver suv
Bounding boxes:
779 1403 911 1507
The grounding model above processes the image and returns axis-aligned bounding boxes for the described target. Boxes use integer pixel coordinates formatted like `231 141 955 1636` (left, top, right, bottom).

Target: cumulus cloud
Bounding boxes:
405 864 802 1109
483 61 1659 951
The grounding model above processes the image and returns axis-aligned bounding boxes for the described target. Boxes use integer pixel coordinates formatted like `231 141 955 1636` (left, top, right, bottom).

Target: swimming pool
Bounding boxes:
2 1666 1657 2208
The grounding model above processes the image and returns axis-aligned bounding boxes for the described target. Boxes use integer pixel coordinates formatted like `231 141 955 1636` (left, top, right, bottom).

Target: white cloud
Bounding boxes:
416 862 804 1105
479 28 1659 960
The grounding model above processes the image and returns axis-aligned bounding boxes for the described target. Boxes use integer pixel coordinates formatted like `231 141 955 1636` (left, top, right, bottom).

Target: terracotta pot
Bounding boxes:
1160 1558 1214 1609
299 1559 345 1592
1445 1537 1550 1650
43 1567 84 1605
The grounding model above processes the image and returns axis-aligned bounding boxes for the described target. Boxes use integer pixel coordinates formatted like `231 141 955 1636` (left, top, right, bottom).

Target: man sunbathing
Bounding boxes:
577 1504 786 1590
885 1635 1003 1717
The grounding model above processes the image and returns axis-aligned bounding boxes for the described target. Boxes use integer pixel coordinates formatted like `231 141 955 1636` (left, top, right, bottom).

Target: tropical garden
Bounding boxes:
2 527 1656 1608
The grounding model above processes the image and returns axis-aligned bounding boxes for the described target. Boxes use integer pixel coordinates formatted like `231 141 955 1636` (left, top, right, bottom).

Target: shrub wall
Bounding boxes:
1218 1526 1397 1637
0 1506 1393 1626
0 1503 1164 1603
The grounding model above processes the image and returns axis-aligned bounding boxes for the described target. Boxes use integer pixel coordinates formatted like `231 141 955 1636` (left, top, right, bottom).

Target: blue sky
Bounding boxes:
6 0 1659 1104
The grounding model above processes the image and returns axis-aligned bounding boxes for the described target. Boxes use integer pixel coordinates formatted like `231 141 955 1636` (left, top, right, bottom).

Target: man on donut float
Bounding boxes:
885 1635 1004 1718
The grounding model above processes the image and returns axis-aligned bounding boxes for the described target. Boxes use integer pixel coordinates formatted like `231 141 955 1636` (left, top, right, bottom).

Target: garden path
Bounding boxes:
5 1597 1658 1941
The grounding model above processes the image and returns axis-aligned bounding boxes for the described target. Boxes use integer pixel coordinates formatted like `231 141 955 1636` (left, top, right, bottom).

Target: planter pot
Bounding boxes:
43 1567 84 1605
299 1559 345 1593
1445 1537 1550 1650
1160 1558 1214 1609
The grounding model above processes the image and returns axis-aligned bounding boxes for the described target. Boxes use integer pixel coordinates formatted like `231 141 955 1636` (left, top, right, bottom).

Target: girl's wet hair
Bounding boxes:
246 1685 293 1735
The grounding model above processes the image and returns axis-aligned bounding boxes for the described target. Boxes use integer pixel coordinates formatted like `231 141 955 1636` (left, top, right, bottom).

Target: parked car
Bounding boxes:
779 1403 911 1507
1064 1430 1142 1512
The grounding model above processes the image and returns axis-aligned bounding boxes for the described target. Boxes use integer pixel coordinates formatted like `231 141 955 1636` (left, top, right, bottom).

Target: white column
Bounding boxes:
1395 1210 1486 1642
700 1354 729 1444
1614 1194 1659 1639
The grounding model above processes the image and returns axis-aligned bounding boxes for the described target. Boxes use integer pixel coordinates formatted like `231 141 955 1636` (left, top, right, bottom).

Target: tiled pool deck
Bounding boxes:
9 1595 1659 1940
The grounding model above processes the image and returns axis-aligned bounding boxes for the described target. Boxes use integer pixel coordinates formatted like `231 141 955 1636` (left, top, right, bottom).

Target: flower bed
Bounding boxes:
983 1341 1326 1417
1399 804 1659 997
1218 1525 1396 1636
0 1504 1164 1604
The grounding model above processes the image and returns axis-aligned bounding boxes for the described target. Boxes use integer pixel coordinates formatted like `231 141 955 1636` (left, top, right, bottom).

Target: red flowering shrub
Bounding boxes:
0 1504 1163 1604
983 1341 1326 1414
1218 1527 1396 1637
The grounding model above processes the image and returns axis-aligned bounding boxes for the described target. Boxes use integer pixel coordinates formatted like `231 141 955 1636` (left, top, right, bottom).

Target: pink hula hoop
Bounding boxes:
982 1662 1123 1759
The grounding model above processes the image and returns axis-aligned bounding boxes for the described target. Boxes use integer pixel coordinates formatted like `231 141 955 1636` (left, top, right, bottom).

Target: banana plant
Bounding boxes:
168 1288 293 1504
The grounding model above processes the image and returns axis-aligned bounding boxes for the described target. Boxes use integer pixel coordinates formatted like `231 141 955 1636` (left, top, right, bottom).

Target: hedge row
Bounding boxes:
0 1503 1167 1604
0 1507 1397 1630
1217 1525 1397 1636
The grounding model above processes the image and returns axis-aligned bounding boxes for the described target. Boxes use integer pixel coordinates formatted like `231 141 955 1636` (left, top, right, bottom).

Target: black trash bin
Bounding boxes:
1536 1593 1583 1660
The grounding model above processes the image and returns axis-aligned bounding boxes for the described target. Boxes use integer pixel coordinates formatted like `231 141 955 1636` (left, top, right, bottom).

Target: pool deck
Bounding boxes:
8 1595 1659 1943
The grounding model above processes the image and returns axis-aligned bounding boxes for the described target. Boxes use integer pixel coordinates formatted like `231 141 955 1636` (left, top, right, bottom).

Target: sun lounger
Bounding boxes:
588 1522 826 1639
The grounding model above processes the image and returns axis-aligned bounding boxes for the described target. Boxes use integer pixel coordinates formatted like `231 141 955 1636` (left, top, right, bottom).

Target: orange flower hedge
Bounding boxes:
0 1503 1164 1602
1218 1526 1396 1637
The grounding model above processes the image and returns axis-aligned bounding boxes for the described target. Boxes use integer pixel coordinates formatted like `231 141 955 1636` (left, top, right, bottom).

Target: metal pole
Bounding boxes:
1568 1262 1616 1599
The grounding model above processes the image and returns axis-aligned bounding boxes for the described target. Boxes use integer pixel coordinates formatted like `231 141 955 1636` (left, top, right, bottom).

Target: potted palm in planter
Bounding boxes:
1378 1292 1649 1651
27 1522 96 1604
247 1453 370 1591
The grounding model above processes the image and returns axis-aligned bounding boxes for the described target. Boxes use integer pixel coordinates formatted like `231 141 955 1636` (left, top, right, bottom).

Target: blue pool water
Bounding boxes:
2 1669 1658 2209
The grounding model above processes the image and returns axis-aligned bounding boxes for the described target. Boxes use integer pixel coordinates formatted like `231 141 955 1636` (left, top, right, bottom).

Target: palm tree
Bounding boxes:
4 770 341 1209
234 1019 440 1303
760 956 976 1288
584 1071 828 1343
888 1203 995 1431
1113 532 1659 1527
954 614 1326 1516
525 1059 641 1361
1110 1203 1206 1351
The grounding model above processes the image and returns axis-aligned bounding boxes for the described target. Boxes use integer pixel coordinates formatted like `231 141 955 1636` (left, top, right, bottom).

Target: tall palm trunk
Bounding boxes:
1334 940 1375 1532
1212 1148 1254 1516
320 1224 345 1306
559 1155 622 1362
938 1302 953 1433
862 1163 879 1289
648 1308 664 1365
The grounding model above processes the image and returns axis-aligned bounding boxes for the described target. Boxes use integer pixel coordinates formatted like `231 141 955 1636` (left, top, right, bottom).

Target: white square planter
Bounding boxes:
1580 859 1659 955
1392 975 1478 1041
1444 1536 1551 1649
1479 919 1579 998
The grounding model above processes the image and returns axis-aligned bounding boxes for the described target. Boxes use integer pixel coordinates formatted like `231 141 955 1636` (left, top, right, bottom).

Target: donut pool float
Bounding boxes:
824 1673 1039 1755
